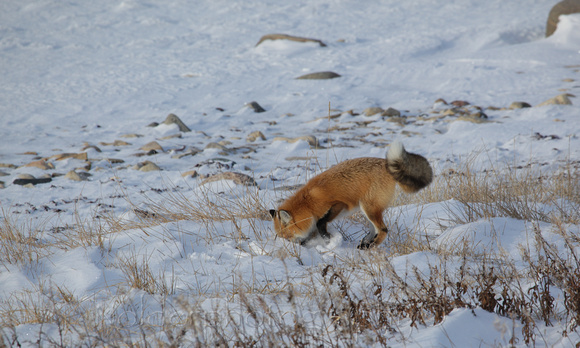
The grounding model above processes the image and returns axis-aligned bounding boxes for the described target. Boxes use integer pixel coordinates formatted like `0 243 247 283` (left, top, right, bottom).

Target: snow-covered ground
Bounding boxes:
1 0 579 346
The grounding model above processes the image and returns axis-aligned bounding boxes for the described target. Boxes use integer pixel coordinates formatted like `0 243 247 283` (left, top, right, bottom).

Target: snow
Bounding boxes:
1 0 580 346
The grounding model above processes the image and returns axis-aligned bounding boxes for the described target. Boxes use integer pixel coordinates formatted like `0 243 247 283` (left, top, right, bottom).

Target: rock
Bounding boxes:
0 182 4 189
140 141 164 152
201 172 257 186
17 174 36 180
442 108 459 116
205 142 229 151
172 147 202 159
106 158 125 164
81 144 102 152
99 140 131 146
546 0 580 37
272 135 319 147
0 171 9 177
296 71 341 80
363 107 384 116
162 113 191 132
51 152 88 161
469 111 488 118
247 131 266 142
65 170 91 181
0 163 17 169
255 33 327 47
147 122 159 127
509 101 532 109
138 161 161 172
451 100 470 107
246 101 266 113
382 107 401 117
13 177 52 186
159 133 182 140
24 160 54 170
181 170 198 178
454 115 490 124
536 94 574 107
386 116 408 125
434 98 448 105
120 133 143 138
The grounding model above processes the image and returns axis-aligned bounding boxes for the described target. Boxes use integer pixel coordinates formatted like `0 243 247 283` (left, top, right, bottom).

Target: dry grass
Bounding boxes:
1 153 579 346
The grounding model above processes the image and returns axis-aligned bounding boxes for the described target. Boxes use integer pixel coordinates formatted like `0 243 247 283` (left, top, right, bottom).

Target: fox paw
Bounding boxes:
357 241 377 250
358 233 378 249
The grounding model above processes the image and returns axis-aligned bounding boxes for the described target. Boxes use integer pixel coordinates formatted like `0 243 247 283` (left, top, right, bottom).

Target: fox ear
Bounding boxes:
269 209 276 218
279 210 292 225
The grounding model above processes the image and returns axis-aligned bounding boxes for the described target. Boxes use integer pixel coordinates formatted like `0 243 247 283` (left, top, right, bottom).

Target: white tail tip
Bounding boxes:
387 140 404 161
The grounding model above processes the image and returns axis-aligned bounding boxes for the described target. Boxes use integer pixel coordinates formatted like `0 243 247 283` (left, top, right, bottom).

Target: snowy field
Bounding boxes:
1 0 579 346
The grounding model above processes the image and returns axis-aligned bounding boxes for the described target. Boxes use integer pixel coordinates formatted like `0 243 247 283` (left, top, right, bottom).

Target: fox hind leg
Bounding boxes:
358 203 388 249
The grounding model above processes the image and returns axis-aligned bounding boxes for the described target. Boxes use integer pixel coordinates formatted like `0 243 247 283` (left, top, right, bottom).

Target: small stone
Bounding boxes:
563 78 575 82
296 71 341 80
181 170 198 178
139 161 160 172
0 182 4 189
99 140 131 146
382 107 401 117
255 33 327 47
19 151 38 155
172 147 202 159
247 131 266 142
205 142 229 151
24 160 54 170
434 98 448 105
454 115 489 124
272 135 319 147
162 113 191 132
363 107 384 116
13 177 52 186
387 116 408 125
18 173 36 180
106 158 125 164
442 108 459 116
469 111 488 118
66 170 91 181
201 172 256 186
246 101 266 113
120 133 144 138
51 152 88 161
81 144 102 152
159 133 182 140
0 171 9 177
0 163 17 169
536 94 574 106
509 101 532 109
140 141 164 152
451 100 470 107
147 122 159 127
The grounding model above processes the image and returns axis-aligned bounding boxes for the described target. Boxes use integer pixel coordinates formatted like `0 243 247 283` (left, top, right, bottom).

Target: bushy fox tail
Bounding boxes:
386 141 433 193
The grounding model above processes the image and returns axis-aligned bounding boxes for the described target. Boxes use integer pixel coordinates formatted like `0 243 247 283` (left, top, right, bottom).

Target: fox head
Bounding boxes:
269 209 311 242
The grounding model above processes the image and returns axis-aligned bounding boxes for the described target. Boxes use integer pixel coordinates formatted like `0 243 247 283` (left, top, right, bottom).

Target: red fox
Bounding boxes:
269 141 433 249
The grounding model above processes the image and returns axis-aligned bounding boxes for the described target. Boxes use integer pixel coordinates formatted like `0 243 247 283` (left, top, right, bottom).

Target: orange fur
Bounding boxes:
270 142 433 249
